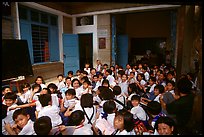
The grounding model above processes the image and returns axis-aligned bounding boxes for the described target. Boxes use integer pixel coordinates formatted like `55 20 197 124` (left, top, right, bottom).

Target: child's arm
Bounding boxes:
8 102 36 111
60 99 66 112
4 122 18 135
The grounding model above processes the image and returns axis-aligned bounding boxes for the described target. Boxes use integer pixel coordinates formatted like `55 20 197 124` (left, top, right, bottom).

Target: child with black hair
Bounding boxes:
112 85 126 111
73 93 97 126
60 88 78 125
56 74 66 91
4 108 36 135
2 92 18 135
47 83 62 108
34 116 52 135
105 69 116 88
18 83 32 104
141 84 165 105
93 100 116 135
81 80 92 95
146 101 166 135
130 95 149 122
118 74 129 98
113 109 135 135
38 94 62 127
70 110 93 135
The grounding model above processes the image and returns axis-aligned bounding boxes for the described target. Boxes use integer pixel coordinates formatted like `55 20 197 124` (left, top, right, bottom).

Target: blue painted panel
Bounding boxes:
49 27 59 61
63 34 79 76
117 35 128 68
20 21 33 64
111 16 116 66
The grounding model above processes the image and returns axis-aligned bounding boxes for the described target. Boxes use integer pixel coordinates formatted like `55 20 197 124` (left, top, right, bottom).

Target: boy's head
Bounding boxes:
106 69 112 76
113 85 121 96
65 89 76 100
103 100 116 114
69 110 85 126
4 92 17 107
57 74 64 82
82 80 91 89
47 83 58 94
154 84 165 96
39 94 51 107
80 93 93 108
34 116 52 135
32 83 41 93
67 71 73 77
2 86 12 95
102 79 110 87
166 80 175 91
147 101 161 116
92 75 98 82
131 95 140 107
121 74 128 82
12 108 30 129
149 76 156 85
40 88 51 95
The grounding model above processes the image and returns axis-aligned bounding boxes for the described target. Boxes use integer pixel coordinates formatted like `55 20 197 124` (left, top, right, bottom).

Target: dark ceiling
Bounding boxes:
36 2 151 15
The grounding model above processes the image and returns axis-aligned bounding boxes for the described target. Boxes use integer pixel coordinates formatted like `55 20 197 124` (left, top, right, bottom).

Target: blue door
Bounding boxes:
116 35 128 68
63 34 79 76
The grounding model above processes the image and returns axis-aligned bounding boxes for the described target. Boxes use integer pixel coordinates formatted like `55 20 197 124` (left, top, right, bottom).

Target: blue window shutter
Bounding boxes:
20 21 34 64
49 27 59 62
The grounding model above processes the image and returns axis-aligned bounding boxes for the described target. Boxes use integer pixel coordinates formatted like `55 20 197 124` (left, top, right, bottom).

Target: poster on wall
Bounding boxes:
99 37 106 49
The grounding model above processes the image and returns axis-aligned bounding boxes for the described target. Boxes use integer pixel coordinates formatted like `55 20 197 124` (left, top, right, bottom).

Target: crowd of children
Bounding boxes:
2 59 199 135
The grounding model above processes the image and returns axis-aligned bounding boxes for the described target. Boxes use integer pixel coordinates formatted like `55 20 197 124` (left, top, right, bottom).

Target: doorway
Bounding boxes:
78 33 93 70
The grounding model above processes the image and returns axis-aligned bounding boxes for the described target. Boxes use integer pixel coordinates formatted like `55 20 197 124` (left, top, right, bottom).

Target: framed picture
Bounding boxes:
99 37 106 49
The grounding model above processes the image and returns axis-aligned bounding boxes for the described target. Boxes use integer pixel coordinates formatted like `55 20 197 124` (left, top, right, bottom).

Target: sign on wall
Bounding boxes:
99 37 106 49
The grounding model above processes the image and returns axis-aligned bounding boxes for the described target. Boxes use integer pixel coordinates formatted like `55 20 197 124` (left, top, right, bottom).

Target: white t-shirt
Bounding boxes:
18 119 36 135
130 105 149 121
38 105 62 127
73 124 93 135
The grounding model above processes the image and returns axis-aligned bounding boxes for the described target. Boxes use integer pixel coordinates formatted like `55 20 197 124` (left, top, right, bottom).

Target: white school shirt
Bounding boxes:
73 102 97 125
40 83 47 89
98 113 116 128
75 87 83 99
144 71 150 81
106 75 116 87
115 94 126 111
56 81 66 91
73 124 93 135
63 98 77 108
2 104 19 135
149 84 156 93
115 129 129 135
130 105 149 121
118 81 129 98
38 105 62 127
18 119 36 135
84 68 91 74
154 94 161 103
19 90 32 103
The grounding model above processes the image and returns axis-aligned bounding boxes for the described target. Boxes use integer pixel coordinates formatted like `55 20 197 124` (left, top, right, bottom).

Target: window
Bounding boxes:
19 5 59 64
31 24 49 63
76 16 94 26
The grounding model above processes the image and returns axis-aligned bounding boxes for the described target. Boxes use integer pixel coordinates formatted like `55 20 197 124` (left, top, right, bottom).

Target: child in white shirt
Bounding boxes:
2 92 19 135
56 74 66 91
4 108 36 135
38 94 62 127
70 110 93 135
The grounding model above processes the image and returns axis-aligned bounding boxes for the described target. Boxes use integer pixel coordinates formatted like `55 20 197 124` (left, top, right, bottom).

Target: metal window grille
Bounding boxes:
31 24 49 63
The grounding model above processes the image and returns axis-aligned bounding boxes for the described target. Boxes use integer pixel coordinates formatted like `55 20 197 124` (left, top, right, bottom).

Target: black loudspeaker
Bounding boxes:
2 39 34 80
